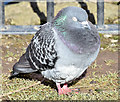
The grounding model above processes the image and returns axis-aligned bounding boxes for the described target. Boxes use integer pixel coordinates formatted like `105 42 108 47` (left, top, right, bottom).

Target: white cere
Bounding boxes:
72 17 77 22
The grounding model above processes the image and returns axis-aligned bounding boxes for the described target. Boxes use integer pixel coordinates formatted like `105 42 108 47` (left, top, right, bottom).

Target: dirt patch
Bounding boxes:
1 41 118 78
87 50 118 77
1 35 34 75
0 34 118 100
0 34 118 80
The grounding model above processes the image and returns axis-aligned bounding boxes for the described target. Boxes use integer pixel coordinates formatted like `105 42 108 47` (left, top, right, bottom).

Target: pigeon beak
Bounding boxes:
81 21 91 30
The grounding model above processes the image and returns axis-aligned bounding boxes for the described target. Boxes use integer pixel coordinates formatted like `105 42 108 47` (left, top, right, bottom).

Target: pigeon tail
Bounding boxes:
9 53 37 79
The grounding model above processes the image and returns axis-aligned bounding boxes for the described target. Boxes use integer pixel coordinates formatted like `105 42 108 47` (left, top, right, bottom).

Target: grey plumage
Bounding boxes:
11 23 57 76
10 6 100 94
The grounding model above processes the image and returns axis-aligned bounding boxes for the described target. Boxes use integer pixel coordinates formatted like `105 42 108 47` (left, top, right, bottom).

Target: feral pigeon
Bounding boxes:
10 6 100 95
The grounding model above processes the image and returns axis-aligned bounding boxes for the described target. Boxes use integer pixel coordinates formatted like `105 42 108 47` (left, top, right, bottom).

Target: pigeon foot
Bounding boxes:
56 83 80 95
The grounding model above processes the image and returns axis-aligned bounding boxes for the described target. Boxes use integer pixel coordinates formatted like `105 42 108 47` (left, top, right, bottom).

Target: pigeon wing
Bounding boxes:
26 23 57 71
10 23 57 78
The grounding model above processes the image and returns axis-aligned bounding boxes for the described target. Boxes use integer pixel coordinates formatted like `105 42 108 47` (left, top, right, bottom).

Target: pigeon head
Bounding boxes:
52 6 100 54
52 6 90 30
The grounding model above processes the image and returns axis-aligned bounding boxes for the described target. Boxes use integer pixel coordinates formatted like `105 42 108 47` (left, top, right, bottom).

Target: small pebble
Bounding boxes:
17 51 19 53
110 44 116 47
6 63 9 65
8 57 13 62
6 46 9 49
103 34 112 38
111 39 118 43
100 47 104 50
11 43 14 45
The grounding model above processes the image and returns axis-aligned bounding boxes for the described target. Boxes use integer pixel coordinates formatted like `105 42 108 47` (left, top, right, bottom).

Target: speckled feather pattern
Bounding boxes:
27 23 57 71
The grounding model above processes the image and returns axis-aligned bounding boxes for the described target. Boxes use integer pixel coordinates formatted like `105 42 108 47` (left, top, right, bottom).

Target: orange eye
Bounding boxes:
72 17 77 22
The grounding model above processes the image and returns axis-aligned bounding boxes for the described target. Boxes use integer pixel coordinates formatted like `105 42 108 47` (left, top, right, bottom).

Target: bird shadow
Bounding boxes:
4 2 19 5
30 2 47 25
9 69 87 91
77 1 96 24
5 2 47 25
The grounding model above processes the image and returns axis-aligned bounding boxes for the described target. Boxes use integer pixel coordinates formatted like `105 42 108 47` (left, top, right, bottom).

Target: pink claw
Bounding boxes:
56 83 63 95
56 83 80 95
62 83 72 94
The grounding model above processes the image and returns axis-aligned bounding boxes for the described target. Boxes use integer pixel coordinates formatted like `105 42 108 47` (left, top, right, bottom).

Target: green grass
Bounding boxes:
99 34 119 52
104 59 115 66
1 71 118 100
1 34 119 100
90 61 102 69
